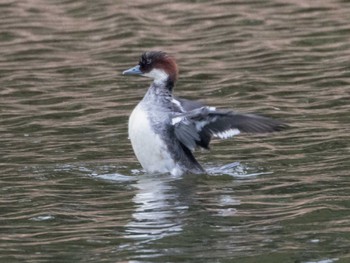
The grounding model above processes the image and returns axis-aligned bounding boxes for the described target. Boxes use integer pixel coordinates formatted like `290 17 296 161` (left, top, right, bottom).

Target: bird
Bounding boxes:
123 51 287 176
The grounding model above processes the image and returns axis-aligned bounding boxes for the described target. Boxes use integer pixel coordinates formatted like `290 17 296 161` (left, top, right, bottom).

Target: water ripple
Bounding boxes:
1 0 350 262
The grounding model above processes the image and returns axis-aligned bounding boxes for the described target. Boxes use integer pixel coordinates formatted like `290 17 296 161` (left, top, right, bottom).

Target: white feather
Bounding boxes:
128 104 183 175
195 116 217 131
171 98 185 112
213 128 240 139
143 68 168 85
172 116 184 125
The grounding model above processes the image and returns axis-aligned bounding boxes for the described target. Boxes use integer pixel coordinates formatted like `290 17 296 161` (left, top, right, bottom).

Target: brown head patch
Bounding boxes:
139 51 178 82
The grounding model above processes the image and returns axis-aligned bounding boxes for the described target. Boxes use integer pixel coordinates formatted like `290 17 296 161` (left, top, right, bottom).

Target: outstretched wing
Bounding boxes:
172 106 287 151
171 97 204 113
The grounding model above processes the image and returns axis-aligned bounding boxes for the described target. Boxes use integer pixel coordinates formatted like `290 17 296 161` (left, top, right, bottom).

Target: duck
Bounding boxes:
123 51 287 176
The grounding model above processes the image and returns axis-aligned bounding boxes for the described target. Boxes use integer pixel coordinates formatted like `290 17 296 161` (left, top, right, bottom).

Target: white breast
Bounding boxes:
128 104 183 176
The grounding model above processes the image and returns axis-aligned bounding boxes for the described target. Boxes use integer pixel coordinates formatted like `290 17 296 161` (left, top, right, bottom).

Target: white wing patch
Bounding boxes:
172 116 184 125
213 128 240 139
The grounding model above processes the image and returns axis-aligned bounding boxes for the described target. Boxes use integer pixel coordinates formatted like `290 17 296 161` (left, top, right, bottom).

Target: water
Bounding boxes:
1 0 350 262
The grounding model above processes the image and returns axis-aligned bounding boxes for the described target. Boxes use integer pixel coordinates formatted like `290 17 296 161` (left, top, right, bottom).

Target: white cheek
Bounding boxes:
144 68 169 83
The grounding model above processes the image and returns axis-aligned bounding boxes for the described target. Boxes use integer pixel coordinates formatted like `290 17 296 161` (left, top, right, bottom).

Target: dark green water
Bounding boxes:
1 0 350 262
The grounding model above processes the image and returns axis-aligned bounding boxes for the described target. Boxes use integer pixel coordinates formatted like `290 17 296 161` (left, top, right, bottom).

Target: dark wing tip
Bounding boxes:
273 122 289 132
234 114 289 133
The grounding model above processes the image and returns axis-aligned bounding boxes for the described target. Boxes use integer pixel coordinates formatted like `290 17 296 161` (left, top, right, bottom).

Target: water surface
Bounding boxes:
1 0 350 262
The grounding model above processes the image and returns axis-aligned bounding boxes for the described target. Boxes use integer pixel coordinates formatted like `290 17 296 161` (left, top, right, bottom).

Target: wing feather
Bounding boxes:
172 106 287 151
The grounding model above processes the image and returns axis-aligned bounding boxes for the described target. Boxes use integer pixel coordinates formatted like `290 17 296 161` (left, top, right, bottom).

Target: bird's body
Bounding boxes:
123 51 286 176
128 82 204 176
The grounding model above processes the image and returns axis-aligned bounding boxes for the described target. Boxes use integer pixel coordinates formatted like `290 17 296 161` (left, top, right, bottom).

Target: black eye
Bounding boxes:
139 54 153 71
